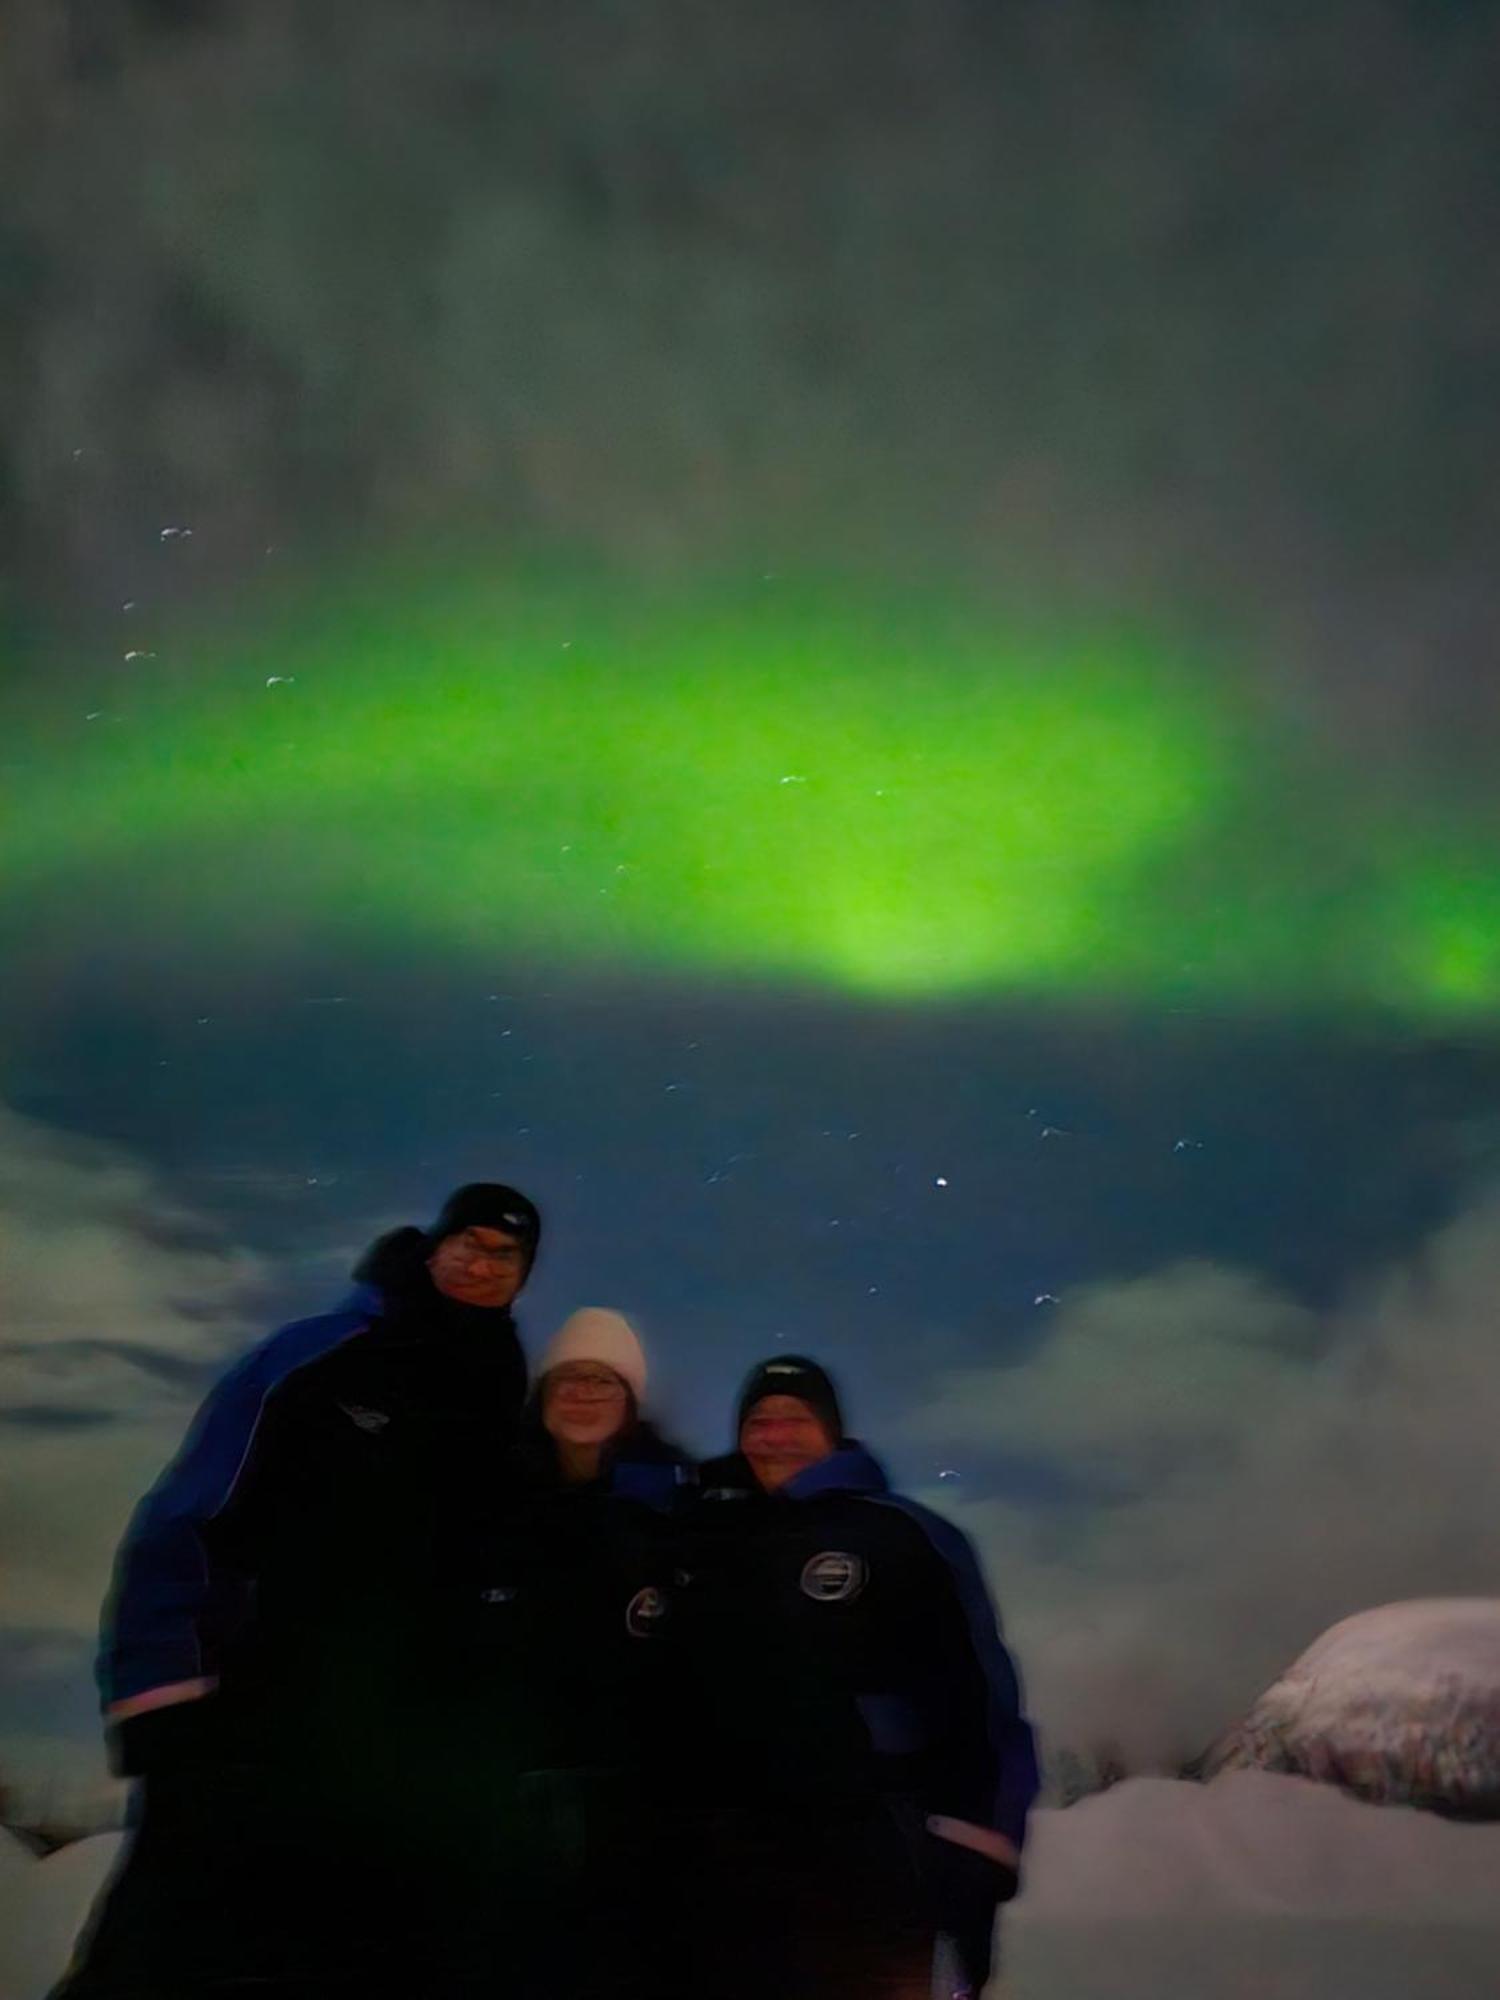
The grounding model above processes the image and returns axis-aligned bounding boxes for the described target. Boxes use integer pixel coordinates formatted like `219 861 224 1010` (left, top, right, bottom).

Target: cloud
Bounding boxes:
0 1106 260 1644
909 1189 1500 1772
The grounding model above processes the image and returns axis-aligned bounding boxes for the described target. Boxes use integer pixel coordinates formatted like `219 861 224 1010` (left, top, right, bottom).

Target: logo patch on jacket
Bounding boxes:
625 1586 669 1638
800 1550 867 1603
338 1403 390 1433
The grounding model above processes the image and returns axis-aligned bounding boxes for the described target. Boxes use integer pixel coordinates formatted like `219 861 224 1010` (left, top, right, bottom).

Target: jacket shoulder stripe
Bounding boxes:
146 1309 370 1523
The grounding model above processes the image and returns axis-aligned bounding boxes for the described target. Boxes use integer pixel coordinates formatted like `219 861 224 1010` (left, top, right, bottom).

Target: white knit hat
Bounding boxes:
538 1308 647 1404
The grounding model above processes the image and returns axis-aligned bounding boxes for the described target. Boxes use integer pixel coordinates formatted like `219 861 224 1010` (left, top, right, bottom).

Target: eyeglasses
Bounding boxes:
548 1371 627 1402
454 1233 525 1268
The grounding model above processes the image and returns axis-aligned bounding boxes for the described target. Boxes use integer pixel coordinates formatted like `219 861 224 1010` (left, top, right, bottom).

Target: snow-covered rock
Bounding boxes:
1203 1598 1500 1815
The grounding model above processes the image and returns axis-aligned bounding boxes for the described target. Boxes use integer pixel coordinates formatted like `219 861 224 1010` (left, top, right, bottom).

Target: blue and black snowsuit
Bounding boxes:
667 1442 1038 1998
55 1228 530 1999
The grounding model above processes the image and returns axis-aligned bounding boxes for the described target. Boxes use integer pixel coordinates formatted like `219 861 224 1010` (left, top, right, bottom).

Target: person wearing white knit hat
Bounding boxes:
541 1306 649 1399
535 1307 650 1486
497 1309 687 1995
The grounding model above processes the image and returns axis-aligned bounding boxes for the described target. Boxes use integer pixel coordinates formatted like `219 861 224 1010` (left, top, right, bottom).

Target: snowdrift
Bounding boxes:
1203 1597 1500 1815
1005 1770 1500 1999
1017 1767 1500 1920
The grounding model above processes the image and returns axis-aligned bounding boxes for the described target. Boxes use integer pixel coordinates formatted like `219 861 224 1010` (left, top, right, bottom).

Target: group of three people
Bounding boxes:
58 1181 1039 1999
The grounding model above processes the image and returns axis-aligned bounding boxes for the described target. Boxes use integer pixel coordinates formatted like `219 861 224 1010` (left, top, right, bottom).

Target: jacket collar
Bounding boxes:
782 1440 889 1500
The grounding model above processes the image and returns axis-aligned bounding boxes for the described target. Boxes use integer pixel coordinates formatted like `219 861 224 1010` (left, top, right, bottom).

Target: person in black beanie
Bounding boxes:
669 1354 1038 2000
53 1180 543 2000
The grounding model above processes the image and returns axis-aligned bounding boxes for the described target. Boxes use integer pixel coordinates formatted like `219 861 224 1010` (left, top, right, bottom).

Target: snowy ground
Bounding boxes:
1006 1918 1500 2000
1003 1768 1500 1999
6 1771 1500 2000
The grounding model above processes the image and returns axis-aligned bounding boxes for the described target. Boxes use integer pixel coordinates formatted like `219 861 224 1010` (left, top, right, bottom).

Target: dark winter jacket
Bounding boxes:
470 1425 693 1781
676 1443 1039 1852
96 1228 528 1769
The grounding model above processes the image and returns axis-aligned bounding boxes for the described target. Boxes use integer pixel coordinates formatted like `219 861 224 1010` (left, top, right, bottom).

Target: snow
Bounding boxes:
1016 1769 1500 1921
6 1598 1498 1996
7 1601 1499 1999
1005 1915 1500 2000
0 1830 122 2000
0 1829 36 1895
1204 1598 1500 1813
6 1781 1500 2000
1005 1771 1500 1998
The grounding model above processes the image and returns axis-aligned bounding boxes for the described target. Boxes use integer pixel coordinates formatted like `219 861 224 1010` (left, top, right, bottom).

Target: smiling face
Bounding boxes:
740 1393 836 1492
426 1225 530 1309
542 1361 632 1450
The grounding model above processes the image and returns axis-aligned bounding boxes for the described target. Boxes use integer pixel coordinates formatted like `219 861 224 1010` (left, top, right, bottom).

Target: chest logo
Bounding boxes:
338 1403 390 1433
800 1550 867 1603
625 1586 669 1638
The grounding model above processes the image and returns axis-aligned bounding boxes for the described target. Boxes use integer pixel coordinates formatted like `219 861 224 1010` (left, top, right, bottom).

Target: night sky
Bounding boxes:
4 0 1500 1822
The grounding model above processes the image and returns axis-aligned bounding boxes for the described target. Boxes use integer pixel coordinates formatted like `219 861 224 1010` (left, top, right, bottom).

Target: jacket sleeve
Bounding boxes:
876 1497 1041 1853
96 1312 361 1715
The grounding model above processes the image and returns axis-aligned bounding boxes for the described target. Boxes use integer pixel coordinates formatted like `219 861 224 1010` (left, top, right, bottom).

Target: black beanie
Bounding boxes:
735 1355 844 1446
426 1182 542 1264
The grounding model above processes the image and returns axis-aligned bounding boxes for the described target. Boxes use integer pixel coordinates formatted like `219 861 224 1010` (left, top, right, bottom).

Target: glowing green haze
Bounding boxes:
6 572 1499 1013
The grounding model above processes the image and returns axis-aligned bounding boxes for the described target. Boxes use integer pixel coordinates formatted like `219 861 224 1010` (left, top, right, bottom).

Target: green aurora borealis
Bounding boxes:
7 573 1500 1014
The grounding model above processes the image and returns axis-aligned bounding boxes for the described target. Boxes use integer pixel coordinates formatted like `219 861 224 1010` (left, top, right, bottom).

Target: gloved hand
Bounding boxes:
925 1812 1022 1910
107 1693 223 1779
923 1815 1019 1996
